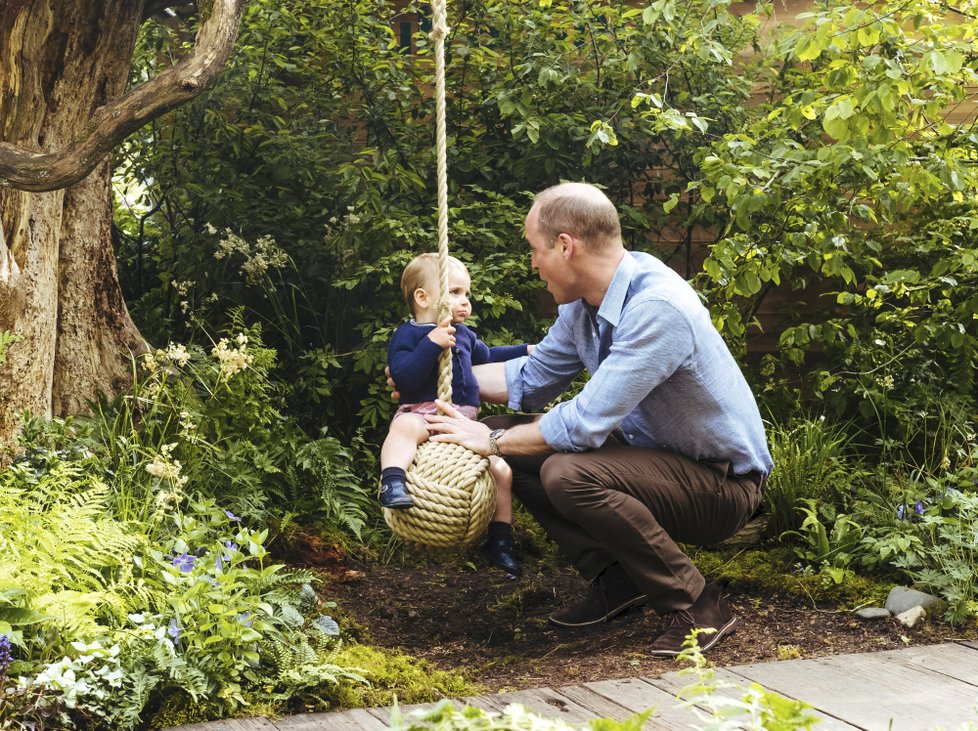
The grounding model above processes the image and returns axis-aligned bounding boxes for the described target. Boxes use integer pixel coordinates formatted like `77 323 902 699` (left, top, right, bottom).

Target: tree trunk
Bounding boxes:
0 1 147 451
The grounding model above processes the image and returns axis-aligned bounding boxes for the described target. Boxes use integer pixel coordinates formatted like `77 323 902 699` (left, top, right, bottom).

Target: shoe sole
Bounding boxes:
648 615 738 657
549 594 647 628
380 500 414 510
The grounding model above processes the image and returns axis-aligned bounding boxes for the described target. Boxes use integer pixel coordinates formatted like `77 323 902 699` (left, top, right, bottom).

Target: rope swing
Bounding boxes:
382 0 496 547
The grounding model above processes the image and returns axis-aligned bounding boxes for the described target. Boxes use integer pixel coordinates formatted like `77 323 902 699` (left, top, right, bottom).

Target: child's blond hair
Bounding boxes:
400 253 466 317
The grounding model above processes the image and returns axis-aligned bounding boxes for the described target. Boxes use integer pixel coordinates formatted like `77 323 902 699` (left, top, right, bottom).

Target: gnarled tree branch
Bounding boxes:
0 0 248 193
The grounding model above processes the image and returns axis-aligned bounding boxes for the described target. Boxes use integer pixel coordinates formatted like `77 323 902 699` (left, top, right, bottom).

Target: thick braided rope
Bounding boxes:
384 0 495 547
432 0 453 404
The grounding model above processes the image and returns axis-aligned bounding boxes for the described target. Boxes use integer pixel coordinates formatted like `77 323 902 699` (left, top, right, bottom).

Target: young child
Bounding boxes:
380 253 530 576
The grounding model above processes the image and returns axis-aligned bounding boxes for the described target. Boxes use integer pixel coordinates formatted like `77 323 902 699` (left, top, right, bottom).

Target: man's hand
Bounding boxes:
427 317 456 349
426 400 492 456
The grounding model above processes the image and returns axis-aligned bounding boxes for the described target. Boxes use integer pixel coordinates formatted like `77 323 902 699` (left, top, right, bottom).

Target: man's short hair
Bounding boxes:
532 182 621 252
400 252 466 315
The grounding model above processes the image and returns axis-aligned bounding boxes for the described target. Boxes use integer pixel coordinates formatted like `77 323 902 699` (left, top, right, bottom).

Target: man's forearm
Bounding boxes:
495 421 554 457
473 362 509 404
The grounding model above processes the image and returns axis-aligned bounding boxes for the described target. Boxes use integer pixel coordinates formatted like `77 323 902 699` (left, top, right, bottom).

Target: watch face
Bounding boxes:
490 429 506 438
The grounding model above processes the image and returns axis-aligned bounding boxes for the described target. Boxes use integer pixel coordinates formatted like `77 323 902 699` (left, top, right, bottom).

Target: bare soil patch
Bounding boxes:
322 551 976 693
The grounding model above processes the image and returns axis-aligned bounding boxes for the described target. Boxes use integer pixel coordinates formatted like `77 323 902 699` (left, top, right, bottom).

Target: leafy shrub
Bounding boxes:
0 325 393 726
18 322 373 540
763 417 854 537
856 458 978 623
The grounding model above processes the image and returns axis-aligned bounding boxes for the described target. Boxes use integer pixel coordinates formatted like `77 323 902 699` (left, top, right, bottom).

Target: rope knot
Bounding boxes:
429 20 449 44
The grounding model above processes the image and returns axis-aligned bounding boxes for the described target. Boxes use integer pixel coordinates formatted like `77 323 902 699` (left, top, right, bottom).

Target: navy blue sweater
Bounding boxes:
388 321 528 408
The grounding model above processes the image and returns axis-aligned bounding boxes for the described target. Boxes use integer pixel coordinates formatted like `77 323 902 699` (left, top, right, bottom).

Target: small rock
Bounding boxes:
855 607 892 620
895 605 926 628
886 586 941 615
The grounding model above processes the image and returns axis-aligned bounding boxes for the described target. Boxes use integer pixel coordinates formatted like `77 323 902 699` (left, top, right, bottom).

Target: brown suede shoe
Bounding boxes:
549 564 646 628
649 582 737 656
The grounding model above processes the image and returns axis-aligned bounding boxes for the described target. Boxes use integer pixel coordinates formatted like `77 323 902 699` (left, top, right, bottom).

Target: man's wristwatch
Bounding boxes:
487 428 506 457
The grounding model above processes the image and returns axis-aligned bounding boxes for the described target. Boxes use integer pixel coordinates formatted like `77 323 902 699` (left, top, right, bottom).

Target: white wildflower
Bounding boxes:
214 229 249 260
173 279 194 296
140 351 159 373
145 444 183 482
205 222 218 235
165 342 191 367
178 410 197 432
212 336 254 378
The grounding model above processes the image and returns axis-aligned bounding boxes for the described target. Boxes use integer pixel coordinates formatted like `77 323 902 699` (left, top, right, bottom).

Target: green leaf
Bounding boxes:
663 193 680 214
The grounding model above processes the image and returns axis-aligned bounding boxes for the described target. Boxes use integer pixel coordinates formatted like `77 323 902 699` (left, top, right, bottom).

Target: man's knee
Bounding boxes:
539 452 596 514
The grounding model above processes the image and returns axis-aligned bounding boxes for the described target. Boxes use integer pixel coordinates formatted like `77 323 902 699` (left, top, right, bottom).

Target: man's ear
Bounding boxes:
556 232 576 259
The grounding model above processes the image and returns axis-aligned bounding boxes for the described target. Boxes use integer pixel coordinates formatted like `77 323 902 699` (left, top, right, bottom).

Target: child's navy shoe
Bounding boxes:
379 477 414 509
480 535 521 576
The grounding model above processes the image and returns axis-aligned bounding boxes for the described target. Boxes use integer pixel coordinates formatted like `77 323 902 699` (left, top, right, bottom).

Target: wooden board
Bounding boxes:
886 642 978 686
365 699 463 726
274 709 389 731
554 683 643 721
585 676 722 730
722 645 978 731
647 667 861 730
168 718 278 731
463 686 623 724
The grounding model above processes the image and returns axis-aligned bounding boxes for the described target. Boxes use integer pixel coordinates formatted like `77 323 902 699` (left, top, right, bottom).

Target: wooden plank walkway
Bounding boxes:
170 641 978 731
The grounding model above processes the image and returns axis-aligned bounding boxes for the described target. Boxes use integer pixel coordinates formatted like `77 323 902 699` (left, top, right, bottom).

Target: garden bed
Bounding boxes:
322 551 976 693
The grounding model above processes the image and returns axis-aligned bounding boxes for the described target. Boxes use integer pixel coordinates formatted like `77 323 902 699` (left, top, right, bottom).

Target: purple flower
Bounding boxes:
171 552 196 573
215 541 239 572
896 504 906 520
0 634 12 672
914 500 925 516
237 611 252 628
223 509 241 522
168 618 182 647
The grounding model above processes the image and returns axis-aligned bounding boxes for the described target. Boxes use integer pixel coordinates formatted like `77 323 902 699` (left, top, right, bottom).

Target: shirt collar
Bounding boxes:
595 252 635 328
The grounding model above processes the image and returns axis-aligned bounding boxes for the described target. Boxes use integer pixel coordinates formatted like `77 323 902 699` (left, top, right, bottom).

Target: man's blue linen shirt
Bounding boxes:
389 321 527 408
505 251 774 476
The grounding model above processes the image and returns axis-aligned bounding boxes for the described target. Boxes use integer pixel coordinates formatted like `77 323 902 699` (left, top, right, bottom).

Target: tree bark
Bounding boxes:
0 0 245 452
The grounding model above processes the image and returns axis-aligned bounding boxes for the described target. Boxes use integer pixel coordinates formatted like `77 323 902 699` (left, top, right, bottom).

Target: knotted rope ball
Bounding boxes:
383 441 496 547
382 0 496 547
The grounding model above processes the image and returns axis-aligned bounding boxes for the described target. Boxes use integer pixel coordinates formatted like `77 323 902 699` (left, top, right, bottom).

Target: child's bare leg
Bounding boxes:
380 415 429 471
489 456 513 524
481 456 521 575
378 415 429 510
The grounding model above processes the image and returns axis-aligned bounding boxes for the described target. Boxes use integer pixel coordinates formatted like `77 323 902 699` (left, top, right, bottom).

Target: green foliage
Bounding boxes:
0 454 150 645
116 0 762 442
785 501 865 585
691 0 978 456
0 322 403 726
857 459 978 623
763 417 854 537
690 547 887 608
0 463 373 728
325 643 475 709
23 322 374 540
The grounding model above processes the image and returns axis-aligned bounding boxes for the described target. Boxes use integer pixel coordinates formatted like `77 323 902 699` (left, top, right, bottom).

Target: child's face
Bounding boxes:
446 265 472 323
413 263 472 323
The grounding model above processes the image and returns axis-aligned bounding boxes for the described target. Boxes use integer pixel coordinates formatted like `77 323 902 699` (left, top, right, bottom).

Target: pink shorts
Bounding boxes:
394 401 480 421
